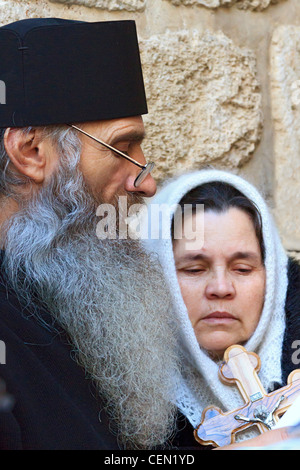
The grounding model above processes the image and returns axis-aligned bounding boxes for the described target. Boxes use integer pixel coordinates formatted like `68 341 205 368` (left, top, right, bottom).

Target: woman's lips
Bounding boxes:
202 311 237 324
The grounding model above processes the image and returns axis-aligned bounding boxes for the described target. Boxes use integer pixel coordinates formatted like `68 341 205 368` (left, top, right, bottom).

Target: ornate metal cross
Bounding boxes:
194 345 300 448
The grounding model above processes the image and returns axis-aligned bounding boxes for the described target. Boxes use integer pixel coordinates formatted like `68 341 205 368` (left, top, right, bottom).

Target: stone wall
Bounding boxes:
1 0 300 249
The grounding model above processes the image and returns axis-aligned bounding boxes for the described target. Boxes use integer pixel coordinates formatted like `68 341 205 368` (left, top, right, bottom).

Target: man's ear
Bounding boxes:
3 127 48 184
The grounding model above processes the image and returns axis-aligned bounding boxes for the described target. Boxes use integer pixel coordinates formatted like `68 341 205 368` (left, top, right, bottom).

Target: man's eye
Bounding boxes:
114 147 129 155
115 142 130 153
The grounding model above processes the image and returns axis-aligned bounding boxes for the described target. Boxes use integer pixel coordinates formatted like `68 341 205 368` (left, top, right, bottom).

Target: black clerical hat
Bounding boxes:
0 18 148 127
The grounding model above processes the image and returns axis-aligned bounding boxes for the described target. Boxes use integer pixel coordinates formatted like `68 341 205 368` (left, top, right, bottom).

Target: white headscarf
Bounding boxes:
141 169 288 437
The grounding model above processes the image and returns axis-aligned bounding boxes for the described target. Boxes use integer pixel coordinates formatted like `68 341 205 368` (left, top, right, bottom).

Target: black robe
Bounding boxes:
0 263 120 450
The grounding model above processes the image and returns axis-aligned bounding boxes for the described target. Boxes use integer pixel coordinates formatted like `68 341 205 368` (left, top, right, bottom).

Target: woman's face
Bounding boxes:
173 207 266 359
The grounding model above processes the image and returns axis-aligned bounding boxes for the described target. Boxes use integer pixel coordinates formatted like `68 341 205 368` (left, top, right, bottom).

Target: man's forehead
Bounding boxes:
81 117 146 143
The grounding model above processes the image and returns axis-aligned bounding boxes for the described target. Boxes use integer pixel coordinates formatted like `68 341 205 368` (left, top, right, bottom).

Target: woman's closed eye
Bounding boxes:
233 265 254 274
180 266 207 275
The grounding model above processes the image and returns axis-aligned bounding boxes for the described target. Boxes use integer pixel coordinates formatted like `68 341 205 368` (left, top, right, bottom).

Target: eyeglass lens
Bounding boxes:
134 162 155 188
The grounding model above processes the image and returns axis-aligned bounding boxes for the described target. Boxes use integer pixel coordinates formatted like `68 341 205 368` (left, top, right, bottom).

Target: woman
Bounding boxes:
142 169 300 449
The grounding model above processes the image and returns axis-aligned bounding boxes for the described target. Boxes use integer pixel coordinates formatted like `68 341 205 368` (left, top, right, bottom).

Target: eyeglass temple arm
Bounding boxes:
67 124 146 169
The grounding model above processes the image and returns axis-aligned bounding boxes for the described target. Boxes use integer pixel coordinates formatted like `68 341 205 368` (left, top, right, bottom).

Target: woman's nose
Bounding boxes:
205 272 235 299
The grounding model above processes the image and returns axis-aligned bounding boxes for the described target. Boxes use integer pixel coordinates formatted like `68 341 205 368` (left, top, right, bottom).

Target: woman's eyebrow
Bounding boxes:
175 253 209 263
175 251 261 263
228 251 261 262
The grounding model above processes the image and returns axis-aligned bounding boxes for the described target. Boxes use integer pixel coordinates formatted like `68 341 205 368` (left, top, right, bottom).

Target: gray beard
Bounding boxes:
0 151 179 449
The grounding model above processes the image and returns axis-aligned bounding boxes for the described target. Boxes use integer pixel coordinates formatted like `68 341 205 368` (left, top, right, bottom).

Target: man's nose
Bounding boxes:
124 147 157 197
124 171 157 197
205 272 235 299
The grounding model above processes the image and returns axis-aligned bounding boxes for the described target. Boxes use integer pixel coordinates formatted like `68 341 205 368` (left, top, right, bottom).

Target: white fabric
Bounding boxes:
141 169 288 438
274 395 300 429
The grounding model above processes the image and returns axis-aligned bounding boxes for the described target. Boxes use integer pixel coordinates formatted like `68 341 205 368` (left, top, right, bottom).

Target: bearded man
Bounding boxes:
0 17 180 450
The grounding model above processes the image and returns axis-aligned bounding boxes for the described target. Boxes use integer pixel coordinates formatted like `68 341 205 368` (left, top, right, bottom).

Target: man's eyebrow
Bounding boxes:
112 130 146 144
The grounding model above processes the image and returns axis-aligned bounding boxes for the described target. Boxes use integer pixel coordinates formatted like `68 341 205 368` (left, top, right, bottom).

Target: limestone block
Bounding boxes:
139 30 262 183
168 0 234 7
235 0 285 10
0 0 52 26
48 0 146 10
270 26 300 250
167 0 285 11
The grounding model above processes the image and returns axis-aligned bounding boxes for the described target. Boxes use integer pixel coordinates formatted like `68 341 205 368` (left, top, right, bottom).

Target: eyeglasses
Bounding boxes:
68 124 155 188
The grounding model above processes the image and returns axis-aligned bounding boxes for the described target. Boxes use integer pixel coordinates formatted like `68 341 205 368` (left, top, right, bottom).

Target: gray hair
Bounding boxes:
0 125 82 198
